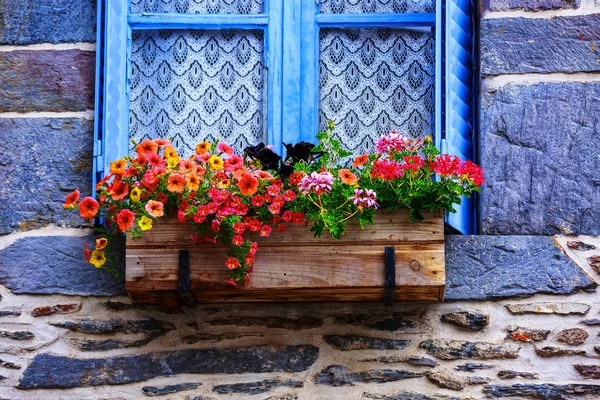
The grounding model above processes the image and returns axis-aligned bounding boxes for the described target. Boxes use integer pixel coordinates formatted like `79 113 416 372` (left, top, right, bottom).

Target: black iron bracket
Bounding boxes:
178 250 195 307
384 246 396 306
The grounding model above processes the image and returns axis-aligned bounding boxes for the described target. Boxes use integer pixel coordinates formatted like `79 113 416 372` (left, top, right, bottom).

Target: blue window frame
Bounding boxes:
93 0 476 233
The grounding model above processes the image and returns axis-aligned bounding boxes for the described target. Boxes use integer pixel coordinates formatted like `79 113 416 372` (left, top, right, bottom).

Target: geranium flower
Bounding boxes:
376 131 413 154
109 179 129 200
238 174 259 196
63 189 80 209
371 159 402 181
232 235 244 246
79 197 99 219
89 250 106 268
349 188 378 209
338 169 358 185
95 237 108 250
186 173 200 191
217 142 234 156
164 146 178 160
136 139 159 155
110 159 127 176
298 171 334 195
400 155 425 173
196 141 210 155
138 215 153 231
352 154 368 167
117 209 135 231
167 173 186 193
460 160 484 186
226 257 240 269
145 200 164 218
208 155 224 171
130 186 142 202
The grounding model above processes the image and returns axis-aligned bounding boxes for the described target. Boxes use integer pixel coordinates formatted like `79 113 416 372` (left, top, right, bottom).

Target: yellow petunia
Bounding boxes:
167 157 179 169
130 186 142 202
89 250 106 268
208 155 224 171
138 215 153 231
164 146 178 160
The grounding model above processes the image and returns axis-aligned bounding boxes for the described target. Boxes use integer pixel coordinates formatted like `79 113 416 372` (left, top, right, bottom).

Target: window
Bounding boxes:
93 0 476 232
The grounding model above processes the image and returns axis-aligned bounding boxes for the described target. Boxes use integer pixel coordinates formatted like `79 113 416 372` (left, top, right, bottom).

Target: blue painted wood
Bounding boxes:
266 0 284 153
299 0 319 144
434 0 443 151
93 0 105 194
444 0 475 234
102 0 130 176
315 12 435 27
128 13 269 29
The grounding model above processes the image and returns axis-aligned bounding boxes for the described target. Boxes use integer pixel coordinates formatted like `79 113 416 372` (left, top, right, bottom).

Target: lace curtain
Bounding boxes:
318 28 435 154
319 0 435 14
129 29 266 157
130 0 264 14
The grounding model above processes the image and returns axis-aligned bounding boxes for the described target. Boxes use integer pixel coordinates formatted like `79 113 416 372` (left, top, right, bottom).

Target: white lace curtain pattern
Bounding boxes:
130 0 264 14
319 0 435 14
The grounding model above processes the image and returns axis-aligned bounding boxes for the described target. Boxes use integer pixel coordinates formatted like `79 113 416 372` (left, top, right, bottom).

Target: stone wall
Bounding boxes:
1 0 600 399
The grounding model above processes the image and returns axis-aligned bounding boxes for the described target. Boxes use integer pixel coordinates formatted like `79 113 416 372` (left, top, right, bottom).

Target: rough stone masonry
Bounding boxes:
1 0 600 399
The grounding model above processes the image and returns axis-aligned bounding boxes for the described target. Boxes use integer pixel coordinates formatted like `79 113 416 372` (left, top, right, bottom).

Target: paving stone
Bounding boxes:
567 241 596 251
456 363 494 372
420 339 520 360
315 365 422 387
333 312 423 332
0 330 34 340
479 82 600 235
535 346 587 357
18 345 319 388
506 327 551 342
575 365 600 379
213 379 303 395
0 0 96 45
498 370 539 380
0 51 95 112
426 369 465 391
481 15 600 75
184 332 263 344
0 118 93 234
141 382 200 396
31 303 81 317
556 328 589 345
484 383 600 399
207 316 322 330
441 312 489 331
505 302 590 315
324 335 411 351
488 0 580 10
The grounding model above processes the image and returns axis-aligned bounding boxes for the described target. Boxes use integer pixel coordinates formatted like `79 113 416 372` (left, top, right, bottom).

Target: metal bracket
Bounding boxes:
178 250 195 307
384 246 396 306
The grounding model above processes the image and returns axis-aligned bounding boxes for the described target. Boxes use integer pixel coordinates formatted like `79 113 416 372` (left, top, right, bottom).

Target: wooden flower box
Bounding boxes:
125 209 445 308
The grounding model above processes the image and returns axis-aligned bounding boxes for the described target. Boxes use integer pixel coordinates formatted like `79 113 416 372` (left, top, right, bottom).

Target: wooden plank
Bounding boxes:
125 209 445 303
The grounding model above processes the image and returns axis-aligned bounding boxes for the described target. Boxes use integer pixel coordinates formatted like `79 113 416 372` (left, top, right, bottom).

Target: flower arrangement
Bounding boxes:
65 123 483 285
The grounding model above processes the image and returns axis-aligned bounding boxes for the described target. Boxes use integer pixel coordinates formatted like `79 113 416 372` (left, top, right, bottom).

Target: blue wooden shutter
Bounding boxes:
444 0 476 234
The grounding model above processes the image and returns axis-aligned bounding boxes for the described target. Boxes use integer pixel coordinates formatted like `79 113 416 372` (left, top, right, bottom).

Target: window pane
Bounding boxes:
318 28 435 154
129 29 266 156
130 0 264 14
319 0 435 14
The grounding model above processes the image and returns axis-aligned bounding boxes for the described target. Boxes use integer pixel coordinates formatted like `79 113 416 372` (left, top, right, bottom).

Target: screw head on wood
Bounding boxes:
410 260 421 271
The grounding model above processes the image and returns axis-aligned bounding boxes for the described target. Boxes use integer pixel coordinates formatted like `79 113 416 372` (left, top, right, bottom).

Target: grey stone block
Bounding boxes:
0 0 96 45
445 236 597 300
0 118 93 234
481 15 600 75
479 82 600 235
0 235 125 296
484 384 600 398
18 345 319 388
488 0 580 11
0 51 95 112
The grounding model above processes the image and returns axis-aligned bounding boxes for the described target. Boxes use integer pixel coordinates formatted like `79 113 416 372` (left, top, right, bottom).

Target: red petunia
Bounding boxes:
116 209 135 231
79 197 99 219
238 173 259 196
109 179 129 200
63 190 80 209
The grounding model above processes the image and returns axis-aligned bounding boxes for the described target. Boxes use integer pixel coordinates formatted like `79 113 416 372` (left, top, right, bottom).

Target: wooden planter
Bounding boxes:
126 209 445 307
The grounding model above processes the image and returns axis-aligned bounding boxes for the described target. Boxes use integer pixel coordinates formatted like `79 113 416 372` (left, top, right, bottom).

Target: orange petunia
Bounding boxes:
338 169 358 185
79 197 99 219
186 173 200 191
116 209 135 231
109 179 129 200
352 154 368 167
63 189 80 209
153 138 171 148
196 141 211 155
167 173 186 193
95 237 108 250
179 158 194 171
237 173 259 196
136 139 159 156
110 159 127 176
83 242 92 263
145 200 164 218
